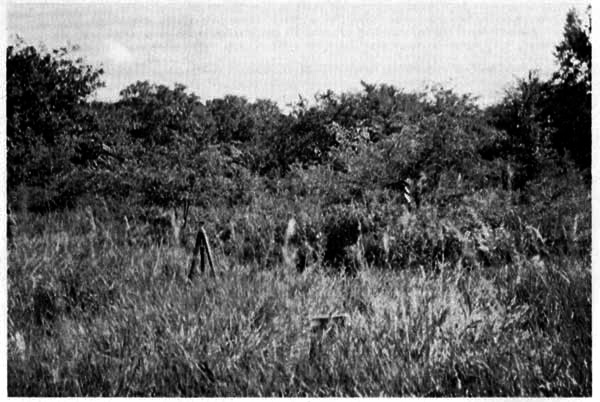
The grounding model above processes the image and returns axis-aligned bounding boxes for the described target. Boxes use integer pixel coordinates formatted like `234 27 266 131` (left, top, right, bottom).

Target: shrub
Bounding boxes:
322 204 365 274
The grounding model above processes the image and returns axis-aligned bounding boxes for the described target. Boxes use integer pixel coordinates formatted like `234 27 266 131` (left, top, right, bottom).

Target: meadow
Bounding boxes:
7 164 591 396
6 9 592 393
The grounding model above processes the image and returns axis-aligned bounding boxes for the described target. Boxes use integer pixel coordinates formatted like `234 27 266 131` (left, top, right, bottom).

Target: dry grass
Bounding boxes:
7 209 590 396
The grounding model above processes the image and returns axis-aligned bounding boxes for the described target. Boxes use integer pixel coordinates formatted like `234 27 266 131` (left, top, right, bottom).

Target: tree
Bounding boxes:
486 6 591 175
548 6 591 170
113 82 213 219
118 81 209 147
242 99 287 173
205 95 256 143
554 6 591 91
7 39 104 188
486 71 555 186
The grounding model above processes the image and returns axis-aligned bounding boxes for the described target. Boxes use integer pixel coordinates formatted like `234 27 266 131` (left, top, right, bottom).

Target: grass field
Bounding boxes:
6 4 592 395
7 208 591 396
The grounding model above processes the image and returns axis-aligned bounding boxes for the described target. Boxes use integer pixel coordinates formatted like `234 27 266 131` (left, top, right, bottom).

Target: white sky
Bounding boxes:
7 1 588 107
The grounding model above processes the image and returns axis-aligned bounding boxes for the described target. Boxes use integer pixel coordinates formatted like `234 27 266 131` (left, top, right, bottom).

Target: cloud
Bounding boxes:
104 39 134 66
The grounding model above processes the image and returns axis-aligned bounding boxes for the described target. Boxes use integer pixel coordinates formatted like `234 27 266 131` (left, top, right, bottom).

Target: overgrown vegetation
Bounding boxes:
7 7 591 396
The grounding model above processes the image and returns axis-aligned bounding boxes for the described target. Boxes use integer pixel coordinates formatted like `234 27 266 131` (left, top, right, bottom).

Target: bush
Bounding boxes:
322 204 364 273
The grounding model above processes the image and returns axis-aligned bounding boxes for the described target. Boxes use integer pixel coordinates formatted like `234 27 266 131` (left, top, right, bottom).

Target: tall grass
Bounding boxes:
7 208 590 396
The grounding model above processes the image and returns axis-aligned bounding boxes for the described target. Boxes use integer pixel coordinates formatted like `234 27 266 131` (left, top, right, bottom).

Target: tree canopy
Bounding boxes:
7 39 104 187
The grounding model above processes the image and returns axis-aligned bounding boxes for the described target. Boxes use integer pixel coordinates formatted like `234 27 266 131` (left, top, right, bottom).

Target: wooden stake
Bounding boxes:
188 225 218 281
189 228 204 281
200 226 217 278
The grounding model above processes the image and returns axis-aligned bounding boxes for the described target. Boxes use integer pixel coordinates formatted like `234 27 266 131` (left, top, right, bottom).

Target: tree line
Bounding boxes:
6 7 590 216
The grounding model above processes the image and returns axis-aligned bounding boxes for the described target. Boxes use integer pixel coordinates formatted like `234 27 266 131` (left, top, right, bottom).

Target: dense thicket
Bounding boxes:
6 7 591 263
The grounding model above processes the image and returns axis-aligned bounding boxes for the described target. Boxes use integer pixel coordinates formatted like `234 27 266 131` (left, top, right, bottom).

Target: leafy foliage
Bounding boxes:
7 38 104 188
119 81 210 147
487 6 591 173
548 6 591 171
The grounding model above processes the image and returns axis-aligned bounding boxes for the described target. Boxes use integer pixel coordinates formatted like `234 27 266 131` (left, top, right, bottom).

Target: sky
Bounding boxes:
6 1 589 107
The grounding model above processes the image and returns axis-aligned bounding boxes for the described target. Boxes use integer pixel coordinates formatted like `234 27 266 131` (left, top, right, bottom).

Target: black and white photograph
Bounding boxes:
4 0 592 396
